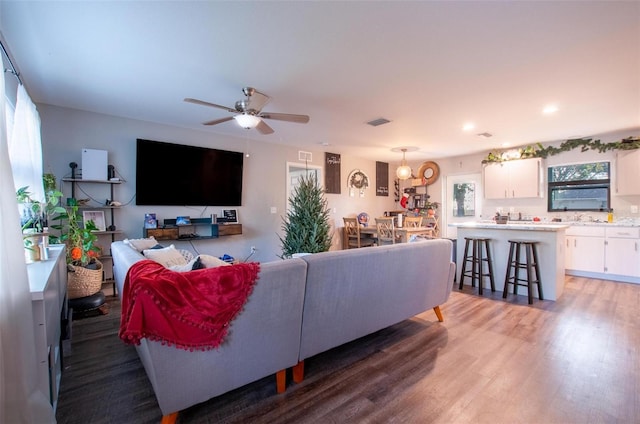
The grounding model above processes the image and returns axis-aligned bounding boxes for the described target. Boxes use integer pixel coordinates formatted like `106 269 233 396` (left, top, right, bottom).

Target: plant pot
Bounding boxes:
23 230 43 263
67 259 103 299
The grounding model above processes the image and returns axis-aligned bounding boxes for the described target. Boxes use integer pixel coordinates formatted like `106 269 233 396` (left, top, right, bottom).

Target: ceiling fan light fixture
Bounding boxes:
234 113 261 129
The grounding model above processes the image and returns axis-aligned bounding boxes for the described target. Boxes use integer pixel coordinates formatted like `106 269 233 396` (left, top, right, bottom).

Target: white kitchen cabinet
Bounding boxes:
605 227 640 277
483 158 542 199
565 226 605 273
615 149 640 195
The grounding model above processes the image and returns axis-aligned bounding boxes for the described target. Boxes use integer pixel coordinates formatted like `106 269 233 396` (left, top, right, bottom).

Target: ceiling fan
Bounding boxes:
184 87 310 135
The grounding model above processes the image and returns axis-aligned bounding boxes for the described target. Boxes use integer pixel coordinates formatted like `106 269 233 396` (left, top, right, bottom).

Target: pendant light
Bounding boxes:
395 148 413 180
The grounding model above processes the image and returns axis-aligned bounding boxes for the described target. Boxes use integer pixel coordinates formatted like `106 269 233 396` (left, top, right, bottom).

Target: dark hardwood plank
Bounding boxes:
56 277 640 423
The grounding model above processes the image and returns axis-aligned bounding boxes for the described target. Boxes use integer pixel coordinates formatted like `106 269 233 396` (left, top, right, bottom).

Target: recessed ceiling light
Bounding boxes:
502 142 511 147
543 104 558 115
462 122 476 131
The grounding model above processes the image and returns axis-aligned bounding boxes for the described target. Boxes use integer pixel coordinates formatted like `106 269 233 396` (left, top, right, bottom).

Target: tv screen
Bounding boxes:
136 139 243 206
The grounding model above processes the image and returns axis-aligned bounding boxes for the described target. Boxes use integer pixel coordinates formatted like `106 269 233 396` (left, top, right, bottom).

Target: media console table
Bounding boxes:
143 217 242 241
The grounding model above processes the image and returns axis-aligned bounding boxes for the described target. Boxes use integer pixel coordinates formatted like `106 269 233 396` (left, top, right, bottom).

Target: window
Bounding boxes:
547 162 610 212
452 182 476 217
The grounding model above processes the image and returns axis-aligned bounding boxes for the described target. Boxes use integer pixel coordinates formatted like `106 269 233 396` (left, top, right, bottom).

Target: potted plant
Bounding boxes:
16 186 45 262
53 198 103 298
279 173 332 258
425 201 439 218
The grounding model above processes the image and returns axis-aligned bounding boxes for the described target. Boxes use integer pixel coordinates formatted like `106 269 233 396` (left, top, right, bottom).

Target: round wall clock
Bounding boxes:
417 161 440 185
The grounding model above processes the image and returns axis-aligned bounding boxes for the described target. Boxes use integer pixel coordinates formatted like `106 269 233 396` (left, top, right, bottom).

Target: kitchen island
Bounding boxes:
452 222 569 301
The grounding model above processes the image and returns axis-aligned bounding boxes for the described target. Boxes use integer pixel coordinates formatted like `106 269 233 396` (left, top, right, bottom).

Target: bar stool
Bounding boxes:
503 239 543 304
459 237 495 295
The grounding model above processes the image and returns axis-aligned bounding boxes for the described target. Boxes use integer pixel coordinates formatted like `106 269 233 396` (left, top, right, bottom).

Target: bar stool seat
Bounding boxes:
459 237 495 295
503 239 543 304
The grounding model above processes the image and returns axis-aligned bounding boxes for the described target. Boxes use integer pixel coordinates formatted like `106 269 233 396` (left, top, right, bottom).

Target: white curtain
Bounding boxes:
9 84 44 202
0 60 55 421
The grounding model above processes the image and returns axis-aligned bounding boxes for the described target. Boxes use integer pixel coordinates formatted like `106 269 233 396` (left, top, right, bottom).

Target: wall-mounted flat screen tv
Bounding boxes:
136 138 243 206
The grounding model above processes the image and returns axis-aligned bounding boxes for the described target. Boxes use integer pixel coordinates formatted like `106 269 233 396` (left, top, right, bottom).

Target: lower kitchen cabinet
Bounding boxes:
565 225 640 283
565 226 605 273
605 227 640 277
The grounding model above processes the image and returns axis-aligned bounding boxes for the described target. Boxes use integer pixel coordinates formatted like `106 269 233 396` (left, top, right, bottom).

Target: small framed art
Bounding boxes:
82 210 106 232
222 209 238 223
176 216 191 226
144 213 157 229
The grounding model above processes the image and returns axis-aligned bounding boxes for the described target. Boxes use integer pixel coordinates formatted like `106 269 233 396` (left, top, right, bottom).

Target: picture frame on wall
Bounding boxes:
82 210 106 232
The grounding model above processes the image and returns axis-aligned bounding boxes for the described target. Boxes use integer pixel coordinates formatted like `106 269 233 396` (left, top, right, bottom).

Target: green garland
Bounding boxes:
482 136 640 164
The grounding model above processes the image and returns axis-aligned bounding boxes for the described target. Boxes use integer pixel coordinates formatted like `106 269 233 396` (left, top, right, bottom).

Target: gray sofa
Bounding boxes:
111 238 454 422
112 241 308 422
293 238 455 382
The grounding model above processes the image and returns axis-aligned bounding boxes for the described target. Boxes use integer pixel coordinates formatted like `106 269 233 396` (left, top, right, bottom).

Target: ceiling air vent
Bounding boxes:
367 118 391 127
298 151 312 162
476 132 493 138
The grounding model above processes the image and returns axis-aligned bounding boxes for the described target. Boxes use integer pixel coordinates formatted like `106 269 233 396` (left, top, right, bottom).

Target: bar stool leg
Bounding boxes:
503 241 515 299
484 240 496 292
531 243 543 300
477 239 484 295
525 244 534 304
470 239 478 288
459 238 471 289
513 243 522 295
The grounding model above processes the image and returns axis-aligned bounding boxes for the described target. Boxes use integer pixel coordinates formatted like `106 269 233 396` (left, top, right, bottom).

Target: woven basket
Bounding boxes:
67 260 103 299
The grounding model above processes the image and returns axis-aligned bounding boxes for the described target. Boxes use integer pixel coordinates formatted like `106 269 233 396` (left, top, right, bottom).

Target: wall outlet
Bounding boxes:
270 206 277 214
631 205 638 214
250 246 257 254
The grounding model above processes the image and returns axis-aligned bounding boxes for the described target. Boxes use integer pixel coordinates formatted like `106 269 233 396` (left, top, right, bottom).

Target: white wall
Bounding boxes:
39 104 640 259
39 104 398 262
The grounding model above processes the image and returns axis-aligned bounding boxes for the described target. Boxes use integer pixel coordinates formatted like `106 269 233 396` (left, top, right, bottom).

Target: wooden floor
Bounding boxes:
56 276 640 424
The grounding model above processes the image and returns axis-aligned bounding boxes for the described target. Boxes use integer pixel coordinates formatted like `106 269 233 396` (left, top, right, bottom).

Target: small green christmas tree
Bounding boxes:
279 173 331 258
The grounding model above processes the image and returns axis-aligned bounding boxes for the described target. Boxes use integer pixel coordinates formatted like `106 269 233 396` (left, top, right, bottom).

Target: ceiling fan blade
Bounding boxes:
259 112 310 124
203 116 234 126
256 120 274 135
247 90 271 113
184 98 236 113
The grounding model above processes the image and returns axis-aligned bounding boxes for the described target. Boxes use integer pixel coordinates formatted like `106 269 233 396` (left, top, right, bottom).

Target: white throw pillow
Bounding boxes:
143 244 188 268
197 254 231 269
168 257 199 272
124 236 158 252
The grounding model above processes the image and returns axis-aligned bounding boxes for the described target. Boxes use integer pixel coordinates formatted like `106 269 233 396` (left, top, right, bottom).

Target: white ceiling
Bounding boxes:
2 1 639 162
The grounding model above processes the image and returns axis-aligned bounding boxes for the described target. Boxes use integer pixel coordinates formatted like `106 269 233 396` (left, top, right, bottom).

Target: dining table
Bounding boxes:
356 225 436 244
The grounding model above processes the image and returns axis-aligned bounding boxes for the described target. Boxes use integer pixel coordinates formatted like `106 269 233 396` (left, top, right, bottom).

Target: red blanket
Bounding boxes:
119 260 260 351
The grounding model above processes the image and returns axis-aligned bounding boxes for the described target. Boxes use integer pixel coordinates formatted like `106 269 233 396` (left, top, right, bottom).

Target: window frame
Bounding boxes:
547 161 611 212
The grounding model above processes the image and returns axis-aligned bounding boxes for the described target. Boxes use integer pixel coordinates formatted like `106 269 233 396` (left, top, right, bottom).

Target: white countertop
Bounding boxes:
451 222 569 231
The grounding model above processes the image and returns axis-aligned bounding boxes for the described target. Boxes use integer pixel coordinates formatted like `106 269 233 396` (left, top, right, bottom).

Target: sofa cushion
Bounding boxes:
124 236 158 252
196 254 231 269
143 245 187 268
169 258 200 272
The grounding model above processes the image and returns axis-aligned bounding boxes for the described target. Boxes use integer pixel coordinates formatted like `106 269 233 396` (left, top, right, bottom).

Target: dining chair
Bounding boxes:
375 217 398 245
343 217 375 249
404 216 423 228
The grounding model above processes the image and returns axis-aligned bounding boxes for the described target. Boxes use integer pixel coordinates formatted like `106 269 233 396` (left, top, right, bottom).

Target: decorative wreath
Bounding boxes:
348 170 369 189
417 161 440 186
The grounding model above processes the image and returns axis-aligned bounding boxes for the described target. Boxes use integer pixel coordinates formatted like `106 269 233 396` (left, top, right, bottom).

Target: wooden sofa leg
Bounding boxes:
292 361 305 383
161 412 178 424
276 369 286 393
433 306 444 322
